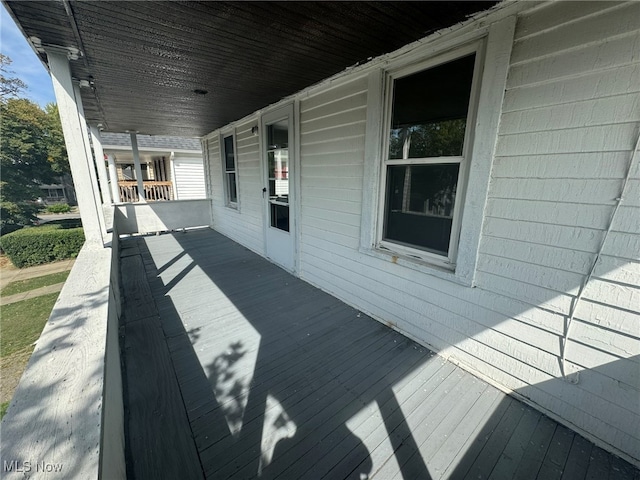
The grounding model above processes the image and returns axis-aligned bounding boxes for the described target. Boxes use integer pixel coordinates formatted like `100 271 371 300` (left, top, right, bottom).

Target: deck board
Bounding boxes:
119 229 640 480
561 435 593 480
120 252 203 480
537 425 576 480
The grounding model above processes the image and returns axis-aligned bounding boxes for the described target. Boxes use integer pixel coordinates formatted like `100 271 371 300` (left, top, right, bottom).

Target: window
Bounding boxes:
47 188 64 198
266 120 290 231
222 133 238 207
121 164 149 181
380 51 479 263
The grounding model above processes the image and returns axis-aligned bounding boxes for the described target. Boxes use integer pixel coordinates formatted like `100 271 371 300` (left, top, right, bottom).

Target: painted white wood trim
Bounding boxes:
169 151 178 200
46 51 103 245
74 83 107 235
360 69 384 251
200 140 216 226
219 128 240 210
90 126 113 205
130 133 146 202
168 152 177 200
106 154 121 202
294 99 302 274
101 145 198 154
456 15 517 285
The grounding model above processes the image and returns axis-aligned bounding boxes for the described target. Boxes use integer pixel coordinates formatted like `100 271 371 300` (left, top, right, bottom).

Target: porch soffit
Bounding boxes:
4 1 498 137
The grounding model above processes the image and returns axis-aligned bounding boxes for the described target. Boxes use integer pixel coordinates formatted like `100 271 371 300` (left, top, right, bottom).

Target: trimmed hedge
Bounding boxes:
0 224 85 268
45 203 71 214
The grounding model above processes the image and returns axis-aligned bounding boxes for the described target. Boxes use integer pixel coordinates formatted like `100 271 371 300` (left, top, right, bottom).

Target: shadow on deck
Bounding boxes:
119 229 639 480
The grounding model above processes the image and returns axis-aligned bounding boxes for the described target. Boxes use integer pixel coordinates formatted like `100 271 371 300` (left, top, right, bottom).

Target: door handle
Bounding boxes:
262 187 267 198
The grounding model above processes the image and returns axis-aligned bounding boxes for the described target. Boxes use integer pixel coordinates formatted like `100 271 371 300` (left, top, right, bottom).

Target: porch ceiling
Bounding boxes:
5 1 497 137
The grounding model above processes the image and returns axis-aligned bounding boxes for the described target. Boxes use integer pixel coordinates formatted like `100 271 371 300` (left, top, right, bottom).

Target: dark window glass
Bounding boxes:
384 163 459 256
270 203 289 232
226 173 237 203
224 135 235 170
267 120 288 149
389 54 475 159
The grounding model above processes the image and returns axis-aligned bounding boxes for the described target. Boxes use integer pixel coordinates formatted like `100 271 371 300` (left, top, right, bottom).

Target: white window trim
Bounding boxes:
360 15 517 286
219 128 240 210
377 41 484 268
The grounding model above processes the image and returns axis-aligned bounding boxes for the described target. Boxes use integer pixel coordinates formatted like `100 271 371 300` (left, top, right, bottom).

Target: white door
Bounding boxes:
262 104 295 271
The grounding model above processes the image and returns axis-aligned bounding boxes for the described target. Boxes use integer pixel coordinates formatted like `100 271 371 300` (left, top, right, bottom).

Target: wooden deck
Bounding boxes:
119 229 639 480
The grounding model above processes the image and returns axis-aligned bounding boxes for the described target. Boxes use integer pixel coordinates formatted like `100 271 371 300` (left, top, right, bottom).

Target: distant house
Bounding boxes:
38 174 76 205
100 133 206 202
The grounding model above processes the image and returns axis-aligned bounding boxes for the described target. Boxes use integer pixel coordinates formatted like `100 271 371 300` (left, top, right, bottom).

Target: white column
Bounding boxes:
130 132 145 202
73 83 106 234
106 155 120 202
169 151 178 200
89 126 112 204
46 50 103 245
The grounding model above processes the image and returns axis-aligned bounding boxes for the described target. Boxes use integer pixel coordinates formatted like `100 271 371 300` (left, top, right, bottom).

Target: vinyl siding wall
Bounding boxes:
173 154 206 200
206 120 265 255
203 1 640 464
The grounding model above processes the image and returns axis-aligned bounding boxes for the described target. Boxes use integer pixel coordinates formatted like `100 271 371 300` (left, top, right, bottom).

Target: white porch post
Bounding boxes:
106 154 121 202
73 83 107 234
89 126 112 204
46 50 103 245
130 132 145 202
169 151 178 200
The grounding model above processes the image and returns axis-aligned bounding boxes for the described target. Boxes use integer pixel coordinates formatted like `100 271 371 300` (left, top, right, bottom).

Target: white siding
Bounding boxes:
173 154 206 200
205 120 264 255
297 2 640 463
483 0 640 460
202 1 640 465
299 76 368 275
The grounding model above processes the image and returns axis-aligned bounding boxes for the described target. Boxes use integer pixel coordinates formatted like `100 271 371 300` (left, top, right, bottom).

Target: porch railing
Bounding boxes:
118 181 173 202
0 199 212 478
0 208 125 478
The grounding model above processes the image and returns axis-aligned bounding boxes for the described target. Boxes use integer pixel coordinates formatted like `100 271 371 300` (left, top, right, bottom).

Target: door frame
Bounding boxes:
260 102 299 273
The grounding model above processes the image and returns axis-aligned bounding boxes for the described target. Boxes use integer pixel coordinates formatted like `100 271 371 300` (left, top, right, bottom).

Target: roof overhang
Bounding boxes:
4 1 498 137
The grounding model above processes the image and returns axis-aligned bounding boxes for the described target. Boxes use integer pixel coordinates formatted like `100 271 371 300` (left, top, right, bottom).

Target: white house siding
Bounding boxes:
204 1 640 464
481 1 640 459
205 120 265 255
299 75 369 265
173 154 206 200
295 2 640 464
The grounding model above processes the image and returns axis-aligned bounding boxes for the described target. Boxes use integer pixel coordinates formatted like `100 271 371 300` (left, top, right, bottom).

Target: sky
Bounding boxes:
1 3 56 107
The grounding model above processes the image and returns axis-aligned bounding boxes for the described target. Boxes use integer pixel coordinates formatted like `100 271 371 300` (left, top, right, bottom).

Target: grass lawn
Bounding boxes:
1 292 59 357
1 270 70 297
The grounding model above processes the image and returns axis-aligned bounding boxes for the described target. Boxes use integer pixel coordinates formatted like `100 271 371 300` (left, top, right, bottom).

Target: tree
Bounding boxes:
43 103 70 176
1 98 53 231
0 54 27 100
0 56 69 233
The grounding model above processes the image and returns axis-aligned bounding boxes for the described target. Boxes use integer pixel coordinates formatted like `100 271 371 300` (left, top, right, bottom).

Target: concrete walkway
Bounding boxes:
0 259 75 290
1 283 67 306
0 259 75 305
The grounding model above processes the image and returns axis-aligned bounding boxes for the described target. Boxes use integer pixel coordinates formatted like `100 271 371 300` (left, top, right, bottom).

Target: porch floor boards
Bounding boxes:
120 228 639 480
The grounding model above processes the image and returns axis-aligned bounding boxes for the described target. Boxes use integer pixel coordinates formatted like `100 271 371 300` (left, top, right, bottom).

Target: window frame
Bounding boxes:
220 129 239 209
376 41 484 268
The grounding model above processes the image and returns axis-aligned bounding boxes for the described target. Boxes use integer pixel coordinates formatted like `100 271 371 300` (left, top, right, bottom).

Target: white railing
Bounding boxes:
118 181 173 202
113 198 211 235
0 209 125 479
0 199 212 478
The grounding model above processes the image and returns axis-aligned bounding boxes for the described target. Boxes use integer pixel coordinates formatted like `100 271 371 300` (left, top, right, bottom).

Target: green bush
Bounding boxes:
0 224 85 267
45 203 71 214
